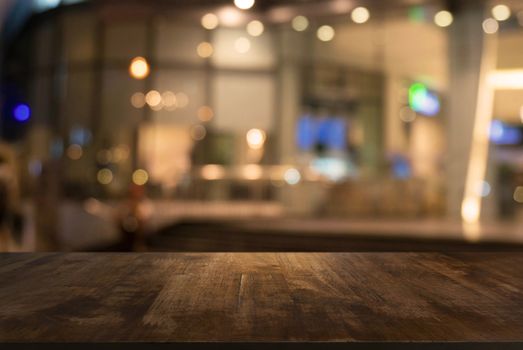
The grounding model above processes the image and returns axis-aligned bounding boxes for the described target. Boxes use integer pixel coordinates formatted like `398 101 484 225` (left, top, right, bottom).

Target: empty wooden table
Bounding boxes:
1 252 523 349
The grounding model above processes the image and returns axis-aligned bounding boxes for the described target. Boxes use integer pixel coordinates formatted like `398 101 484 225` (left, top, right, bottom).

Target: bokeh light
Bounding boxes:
35 0 60 11
201 164 225 180
247 20 264 36
112 145 130 163
351 7 370 24
130 92 146 108
69 127 92 146
242 164 263 180
492 4 511 21
408 82 440 116
13 104 31 122
483 18 499 34
197 42 214 58
197 106 214 122
129 57 150 80
514 186 523 203
162 91 177 109
235 37 251 53
246 128 266 149
284 168 301 185
201 13 219 30
191 124 207 141
399 106 417 122
97 168 113 185
477 180 491 198
234 0 255 10
434 10 453 27
132 169 149 186
146 90 162 107
292 15 309 31
317 25 335 42
461 197 480 223
66 144 83 160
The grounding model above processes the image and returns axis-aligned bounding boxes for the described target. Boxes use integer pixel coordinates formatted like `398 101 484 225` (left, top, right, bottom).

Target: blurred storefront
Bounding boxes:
2 0 523 249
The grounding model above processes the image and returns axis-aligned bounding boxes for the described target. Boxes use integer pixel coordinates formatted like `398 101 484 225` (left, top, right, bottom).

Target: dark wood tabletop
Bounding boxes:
1 252 523 348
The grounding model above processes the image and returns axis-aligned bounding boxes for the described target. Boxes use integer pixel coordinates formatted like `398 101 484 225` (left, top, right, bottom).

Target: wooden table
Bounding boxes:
1 253 523 349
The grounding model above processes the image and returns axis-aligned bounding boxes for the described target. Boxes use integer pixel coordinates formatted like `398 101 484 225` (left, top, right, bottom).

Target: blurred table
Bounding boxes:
1 253 523 349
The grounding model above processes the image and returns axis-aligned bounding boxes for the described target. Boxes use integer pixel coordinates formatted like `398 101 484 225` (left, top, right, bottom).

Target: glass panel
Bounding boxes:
212 72 275 132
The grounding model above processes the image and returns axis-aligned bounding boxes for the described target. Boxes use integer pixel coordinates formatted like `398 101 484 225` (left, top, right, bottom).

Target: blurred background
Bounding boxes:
1 0 523 252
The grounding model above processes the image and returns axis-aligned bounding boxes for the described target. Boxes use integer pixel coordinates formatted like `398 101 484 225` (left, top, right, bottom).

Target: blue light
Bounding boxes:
13 104 31 122
317 118 332 146
50 139 64 158
490 120 523 145
391 155 411 179
325 118 346 150
408 82 440 117
296 116 317 151
34 0 61 12
296 116 348 151
70 127 92 146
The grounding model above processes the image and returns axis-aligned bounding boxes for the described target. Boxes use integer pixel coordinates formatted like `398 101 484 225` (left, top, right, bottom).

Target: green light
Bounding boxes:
409 83 428 110
408 6 425 23
408 82 441 116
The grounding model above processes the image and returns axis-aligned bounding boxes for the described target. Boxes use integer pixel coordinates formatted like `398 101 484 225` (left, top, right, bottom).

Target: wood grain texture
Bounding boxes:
1 252 523 342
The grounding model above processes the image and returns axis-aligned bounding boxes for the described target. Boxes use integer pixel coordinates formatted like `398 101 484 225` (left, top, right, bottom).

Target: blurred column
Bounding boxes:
277 28 304 164
384 74 408 156
447 0 498 221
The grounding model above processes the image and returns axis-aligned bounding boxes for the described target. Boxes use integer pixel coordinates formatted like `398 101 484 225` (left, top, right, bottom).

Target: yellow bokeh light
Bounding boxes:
97 168 113 185
351 6 370 24
145 90 162 107
197 106 214 122
132 169 149 186
201 13 219 30
234 37 251 53
129 57 150 80
197 42 214 58
488 70 523 89
514 186 523 203
112 145 130 163
242 164 263 180
492 4 511 21
247 20 264 37
246 128 266 149
317 25 335 42
201 164 225 180
162 91 177 109
234 0 255 10
461 197 480 224
292 15 309 31
130 92 146 108
434 10 453 27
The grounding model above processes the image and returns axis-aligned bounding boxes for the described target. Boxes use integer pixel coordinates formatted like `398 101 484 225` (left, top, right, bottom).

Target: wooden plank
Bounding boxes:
0 252 523 344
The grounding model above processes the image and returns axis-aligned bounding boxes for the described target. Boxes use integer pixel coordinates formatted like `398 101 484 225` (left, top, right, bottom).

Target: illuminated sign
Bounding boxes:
296 116 347 151
408 82 440 116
